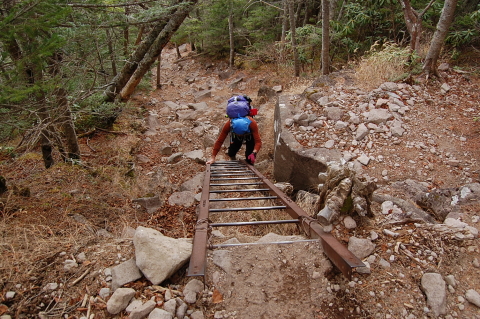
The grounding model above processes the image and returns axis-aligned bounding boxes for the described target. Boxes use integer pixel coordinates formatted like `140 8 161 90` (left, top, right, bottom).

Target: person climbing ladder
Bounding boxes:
206 95 262 165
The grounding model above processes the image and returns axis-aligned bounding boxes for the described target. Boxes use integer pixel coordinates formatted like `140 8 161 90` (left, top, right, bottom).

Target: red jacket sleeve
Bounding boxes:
212 120 231 157
211 117 262 157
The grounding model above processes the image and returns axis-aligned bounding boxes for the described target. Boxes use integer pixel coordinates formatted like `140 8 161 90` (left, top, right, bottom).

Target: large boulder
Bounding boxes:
134 227 192 285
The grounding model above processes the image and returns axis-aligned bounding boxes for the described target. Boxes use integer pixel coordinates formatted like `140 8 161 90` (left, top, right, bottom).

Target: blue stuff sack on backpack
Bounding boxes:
226 96 250 118
230 117 252 135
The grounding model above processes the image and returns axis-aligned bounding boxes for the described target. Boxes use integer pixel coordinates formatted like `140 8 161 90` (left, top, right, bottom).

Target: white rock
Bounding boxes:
343 216 357 229
465 289 480 308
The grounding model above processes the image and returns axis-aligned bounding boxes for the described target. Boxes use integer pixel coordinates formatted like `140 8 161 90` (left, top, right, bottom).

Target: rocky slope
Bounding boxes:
0 44 479 319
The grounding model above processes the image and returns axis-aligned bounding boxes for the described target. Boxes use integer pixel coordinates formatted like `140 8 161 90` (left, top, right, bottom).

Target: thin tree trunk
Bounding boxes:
399 0 436 52
175 42 181 58
156 54 161 88
280 0 288 62
105 0 194 101
119 0 198 100
321 0 330 75
228 12 235 68
55 88 80 160
135 26 145 45
289 0 300 77
106 28 117 76
423 0 459 78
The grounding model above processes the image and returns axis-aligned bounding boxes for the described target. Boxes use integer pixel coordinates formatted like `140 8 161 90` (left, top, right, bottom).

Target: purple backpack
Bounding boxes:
226 96 250 118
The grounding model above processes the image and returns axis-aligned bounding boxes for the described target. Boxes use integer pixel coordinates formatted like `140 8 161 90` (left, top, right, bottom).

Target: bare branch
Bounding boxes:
244 0 284 12
66 0 159 8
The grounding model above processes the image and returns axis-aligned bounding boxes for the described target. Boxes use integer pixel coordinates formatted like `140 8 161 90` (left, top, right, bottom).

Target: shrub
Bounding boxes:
355 42 419 90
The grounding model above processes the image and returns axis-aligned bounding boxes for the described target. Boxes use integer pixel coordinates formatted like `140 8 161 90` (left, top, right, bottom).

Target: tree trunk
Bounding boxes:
106 28 117 76
289 0 300 77
423 0 459 78
119 0 198 100
321 0 330 75
228 12 235 68
55 88 80 160
399 0 435 52
135 26 145 45
175 43 181 58
105 0 196 101
280 0 288 62
156 54 161 88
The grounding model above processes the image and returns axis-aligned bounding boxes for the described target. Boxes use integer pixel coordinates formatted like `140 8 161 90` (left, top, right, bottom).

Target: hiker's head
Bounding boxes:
226 95 251 118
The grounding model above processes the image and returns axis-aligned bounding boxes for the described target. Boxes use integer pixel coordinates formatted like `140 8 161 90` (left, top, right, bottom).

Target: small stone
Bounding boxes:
465 289 480 308
5 291 15 299
343 216 357 229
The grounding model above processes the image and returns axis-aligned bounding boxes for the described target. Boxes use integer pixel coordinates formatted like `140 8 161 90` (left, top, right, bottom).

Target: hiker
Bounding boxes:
206 95 262 165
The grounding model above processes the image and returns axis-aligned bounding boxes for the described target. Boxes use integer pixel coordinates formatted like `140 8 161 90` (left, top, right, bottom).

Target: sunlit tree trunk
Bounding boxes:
321 0 330 75
288 0 300 77
119 0 197 100
229 12 235 68
398 0 436 52
423 0 459 78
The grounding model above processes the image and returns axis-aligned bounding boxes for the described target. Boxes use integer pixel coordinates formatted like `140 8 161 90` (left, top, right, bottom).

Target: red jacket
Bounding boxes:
212 116 262 157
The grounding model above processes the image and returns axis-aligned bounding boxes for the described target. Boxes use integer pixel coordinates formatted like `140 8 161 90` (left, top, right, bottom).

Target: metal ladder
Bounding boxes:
188 160 364 280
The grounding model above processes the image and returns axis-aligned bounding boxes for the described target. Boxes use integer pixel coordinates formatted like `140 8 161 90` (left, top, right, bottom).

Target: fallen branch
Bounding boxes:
78 127 127 139
70 268 91 286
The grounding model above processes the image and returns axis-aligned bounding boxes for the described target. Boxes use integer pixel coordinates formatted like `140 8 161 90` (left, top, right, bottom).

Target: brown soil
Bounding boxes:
0 45 479 319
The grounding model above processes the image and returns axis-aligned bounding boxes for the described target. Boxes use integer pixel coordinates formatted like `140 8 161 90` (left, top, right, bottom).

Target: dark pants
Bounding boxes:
228 133 254 160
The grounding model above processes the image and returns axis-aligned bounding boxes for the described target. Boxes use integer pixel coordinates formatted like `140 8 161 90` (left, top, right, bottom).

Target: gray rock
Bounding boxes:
167 152 183 164
184 150 205 163
465 289 480 308
180 173 204 193
111 258 143 291
325 107 344 121
5 291 15 299
364 109 393 124
193 90 212 102
421 273 447 317
444 275 456 287
129 300 156 319
380 82 399 91
190 311 205 319
176 301 188 319
106 288 136 314
148 308 173 319
355 123 369 141
378 258 391 268
324 140 335 148
164 101 180 110
168 191 196 207
347 237 375 259
212 250 232 273
137 154 150 163
183 279 204 300
134 227 192 285
132 196 164 214
99 287 111 299
163 299 177 314
343 216 357 229
188 102 208 111
357 154 370 166
177 110 197 121
159 145 173 155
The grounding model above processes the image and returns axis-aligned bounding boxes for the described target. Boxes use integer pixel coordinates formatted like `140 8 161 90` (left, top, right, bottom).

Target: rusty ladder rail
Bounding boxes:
187 160 364 280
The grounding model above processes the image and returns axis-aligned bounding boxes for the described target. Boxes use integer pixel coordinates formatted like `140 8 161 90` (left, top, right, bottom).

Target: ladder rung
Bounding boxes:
210 219 299 227
210 189 270 193
209 196 278 202
210 182 263 186
210 206 286 212
210 239 319 249
211 177 260 181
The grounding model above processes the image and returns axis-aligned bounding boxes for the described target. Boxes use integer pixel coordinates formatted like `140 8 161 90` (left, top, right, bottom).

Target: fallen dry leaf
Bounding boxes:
212 288 223 304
